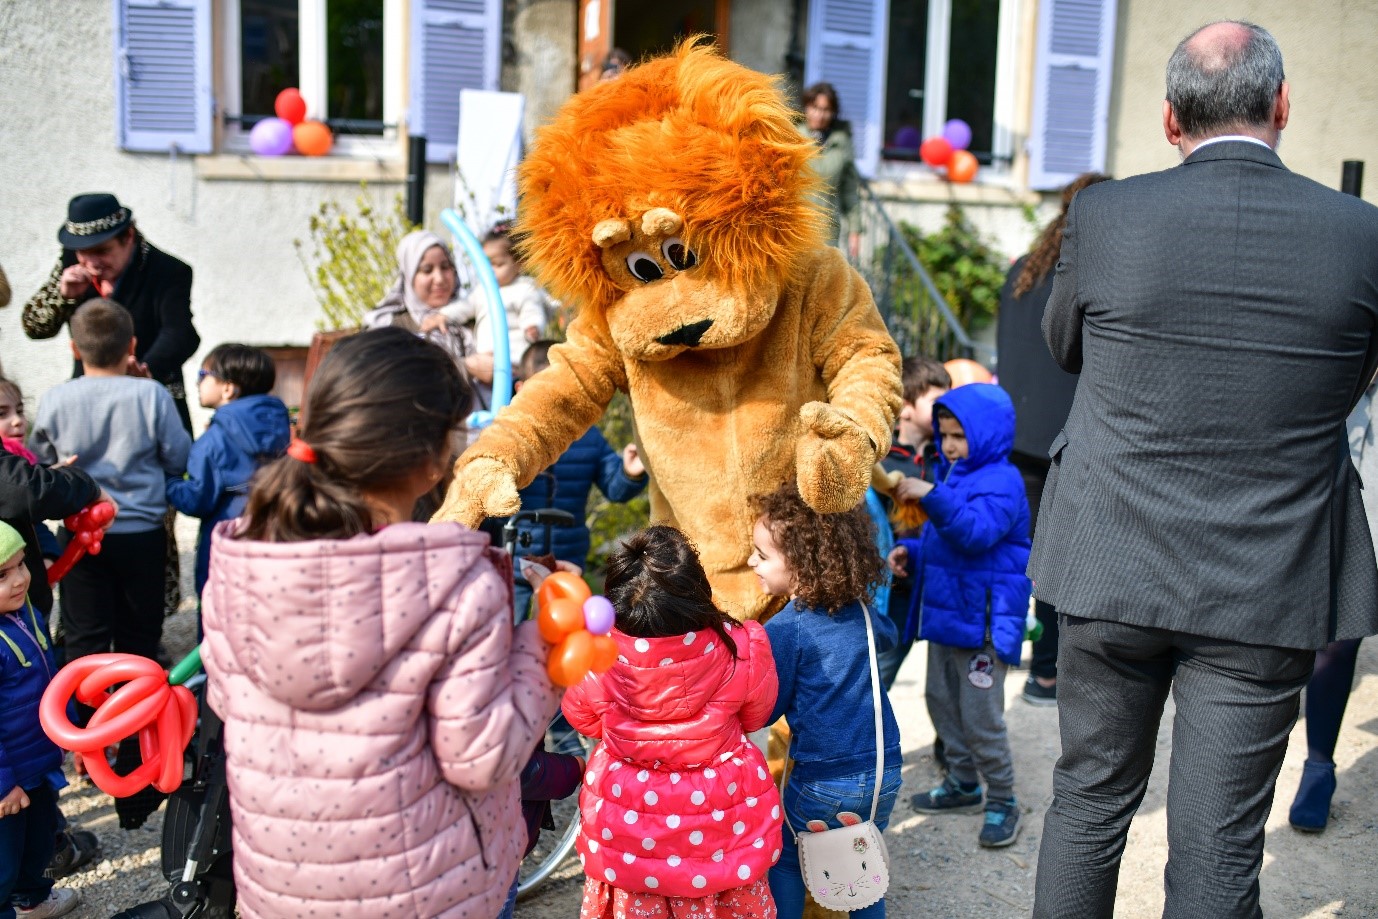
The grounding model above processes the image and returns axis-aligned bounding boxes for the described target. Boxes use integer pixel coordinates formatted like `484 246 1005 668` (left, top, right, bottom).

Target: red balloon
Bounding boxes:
919 136 954 167
947 149 979 183
40 653 197 798
274 88 307 125
292 120 334 157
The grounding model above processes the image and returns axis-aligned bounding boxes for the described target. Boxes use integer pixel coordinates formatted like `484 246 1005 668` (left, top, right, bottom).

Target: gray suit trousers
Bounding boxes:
1033 615 1314 919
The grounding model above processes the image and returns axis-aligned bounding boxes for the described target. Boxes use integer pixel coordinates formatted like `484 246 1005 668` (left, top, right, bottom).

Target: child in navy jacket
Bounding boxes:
0 521 81 918
167 344 290 598
888 382 1031 849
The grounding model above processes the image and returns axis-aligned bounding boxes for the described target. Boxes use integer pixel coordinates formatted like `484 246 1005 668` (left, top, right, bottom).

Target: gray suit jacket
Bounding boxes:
1030 141 1378 649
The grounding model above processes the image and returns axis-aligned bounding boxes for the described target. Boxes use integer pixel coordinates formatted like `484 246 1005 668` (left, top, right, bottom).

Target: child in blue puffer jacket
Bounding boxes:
887 382 1031 849
167 344 290 600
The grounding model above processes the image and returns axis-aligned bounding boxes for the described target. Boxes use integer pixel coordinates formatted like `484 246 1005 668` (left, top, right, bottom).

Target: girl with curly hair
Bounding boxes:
747 483 902 919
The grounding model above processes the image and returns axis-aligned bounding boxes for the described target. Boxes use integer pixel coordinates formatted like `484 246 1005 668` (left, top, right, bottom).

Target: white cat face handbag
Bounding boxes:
782 601 891 912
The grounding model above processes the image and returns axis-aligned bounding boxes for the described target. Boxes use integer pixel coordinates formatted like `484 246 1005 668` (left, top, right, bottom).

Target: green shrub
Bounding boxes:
294 185 416 330
900 204 1007 334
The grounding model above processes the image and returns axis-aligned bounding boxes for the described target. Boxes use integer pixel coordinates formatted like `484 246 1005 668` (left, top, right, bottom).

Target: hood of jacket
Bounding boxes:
604 625 739 724
935 383 1016 477
211 394 291 461
206 520 488 710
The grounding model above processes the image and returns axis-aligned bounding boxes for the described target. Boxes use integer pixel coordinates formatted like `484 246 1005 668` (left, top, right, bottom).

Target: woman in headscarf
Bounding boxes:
364 230 492 402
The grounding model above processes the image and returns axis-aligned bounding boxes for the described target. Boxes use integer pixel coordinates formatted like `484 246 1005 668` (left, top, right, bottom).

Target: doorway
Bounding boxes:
578 0 730 90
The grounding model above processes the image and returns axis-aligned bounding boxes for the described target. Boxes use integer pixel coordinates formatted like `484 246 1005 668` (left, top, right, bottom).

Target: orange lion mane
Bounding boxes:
515 40 827 314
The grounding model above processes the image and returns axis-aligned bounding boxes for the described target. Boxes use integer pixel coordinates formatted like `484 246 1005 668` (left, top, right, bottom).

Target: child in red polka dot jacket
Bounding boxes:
562 525 783 919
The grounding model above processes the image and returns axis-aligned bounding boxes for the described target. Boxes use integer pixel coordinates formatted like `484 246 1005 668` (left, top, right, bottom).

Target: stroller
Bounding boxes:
111 673 234 918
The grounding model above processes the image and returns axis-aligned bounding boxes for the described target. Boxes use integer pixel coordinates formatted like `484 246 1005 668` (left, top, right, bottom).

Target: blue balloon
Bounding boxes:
942 118 973 151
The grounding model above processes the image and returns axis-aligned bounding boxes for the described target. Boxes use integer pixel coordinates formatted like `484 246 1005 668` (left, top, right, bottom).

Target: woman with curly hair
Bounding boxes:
748 482 901 919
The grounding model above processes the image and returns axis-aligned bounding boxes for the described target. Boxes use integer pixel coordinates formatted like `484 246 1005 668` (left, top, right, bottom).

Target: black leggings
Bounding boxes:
1304 638 1362 763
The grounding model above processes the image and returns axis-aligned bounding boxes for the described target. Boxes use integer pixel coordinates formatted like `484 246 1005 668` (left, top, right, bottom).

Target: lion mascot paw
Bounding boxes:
796 402 876 514
433 456 520 529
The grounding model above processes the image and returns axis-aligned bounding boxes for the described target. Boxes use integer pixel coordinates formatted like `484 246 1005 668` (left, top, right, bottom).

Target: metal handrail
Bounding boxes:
847 178 994 365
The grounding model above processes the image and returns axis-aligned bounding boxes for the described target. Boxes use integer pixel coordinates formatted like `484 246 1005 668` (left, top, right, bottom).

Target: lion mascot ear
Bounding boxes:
433 40 901 621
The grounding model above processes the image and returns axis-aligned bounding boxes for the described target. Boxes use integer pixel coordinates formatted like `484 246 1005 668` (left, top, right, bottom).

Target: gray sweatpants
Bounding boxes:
926 641 1016 800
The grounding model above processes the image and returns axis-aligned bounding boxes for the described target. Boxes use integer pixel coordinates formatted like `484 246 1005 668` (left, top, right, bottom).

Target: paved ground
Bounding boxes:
60 515 1378 916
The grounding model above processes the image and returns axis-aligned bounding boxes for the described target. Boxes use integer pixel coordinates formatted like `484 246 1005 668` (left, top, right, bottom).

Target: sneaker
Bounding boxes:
979 797 1022 848
911 775 983 813
45 828 100 878
1022 676 1057 706
17 888 80 918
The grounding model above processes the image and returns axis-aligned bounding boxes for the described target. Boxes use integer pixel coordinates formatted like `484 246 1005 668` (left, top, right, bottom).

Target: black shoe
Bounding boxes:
45 829 100 879
1022 676 1057 706
1289 760 1336 832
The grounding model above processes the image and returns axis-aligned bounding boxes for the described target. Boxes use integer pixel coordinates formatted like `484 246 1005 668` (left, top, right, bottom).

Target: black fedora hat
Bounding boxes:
58 193 134 250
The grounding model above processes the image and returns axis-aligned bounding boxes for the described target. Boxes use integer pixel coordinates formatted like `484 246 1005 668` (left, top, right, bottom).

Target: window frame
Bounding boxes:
881 0 1022 182
218 0 405 158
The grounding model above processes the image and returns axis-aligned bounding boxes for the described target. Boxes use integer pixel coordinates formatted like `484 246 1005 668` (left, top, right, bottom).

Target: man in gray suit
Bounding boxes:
1031 21 1378 918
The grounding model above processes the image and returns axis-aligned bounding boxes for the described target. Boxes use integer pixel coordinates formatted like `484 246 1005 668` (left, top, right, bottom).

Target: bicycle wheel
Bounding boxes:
517 721 595 899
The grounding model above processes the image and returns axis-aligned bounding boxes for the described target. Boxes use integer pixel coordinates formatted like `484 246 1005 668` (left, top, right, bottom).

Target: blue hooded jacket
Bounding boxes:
0 601 63 797
167 394 291 594
898 383 1031 664
509 426 647 568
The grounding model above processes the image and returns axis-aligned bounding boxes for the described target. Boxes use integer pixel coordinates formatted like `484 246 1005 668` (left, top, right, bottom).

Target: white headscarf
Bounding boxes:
364 230 473 366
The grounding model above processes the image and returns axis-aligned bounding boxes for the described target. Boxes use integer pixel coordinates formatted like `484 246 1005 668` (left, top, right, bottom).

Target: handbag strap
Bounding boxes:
860 599 884 823
778 599 887 838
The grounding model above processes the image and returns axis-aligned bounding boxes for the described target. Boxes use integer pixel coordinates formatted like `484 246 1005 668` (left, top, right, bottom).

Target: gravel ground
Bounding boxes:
54 515 1378 917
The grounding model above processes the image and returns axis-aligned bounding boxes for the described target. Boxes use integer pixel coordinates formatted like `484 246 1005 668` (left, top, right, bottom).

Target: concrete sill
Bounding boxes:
868 175 1042 208
195 154 407 183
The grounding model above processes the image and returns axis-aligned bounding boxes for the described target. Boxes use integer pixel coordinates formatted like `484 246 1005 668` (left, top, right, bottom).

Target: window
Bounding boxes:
805 0 1019 177
221 0 404 153
881 0 1015 167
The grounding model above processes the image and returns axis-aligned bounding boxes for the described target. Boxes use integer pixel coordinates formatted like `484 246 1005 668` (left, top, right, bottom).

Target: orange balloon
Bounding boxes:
944 358 993 387
536 571 592 612
947 149 979 183
538 596 586 644
548 630 595 687
292 120 334 156
589 634 619 673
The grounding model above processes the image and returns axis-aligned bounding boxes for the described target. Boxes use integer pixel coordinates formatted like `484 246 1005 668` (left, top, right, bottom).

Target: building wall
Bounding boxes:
1106 1 1378 204
729 0 796 79
0 1 456 428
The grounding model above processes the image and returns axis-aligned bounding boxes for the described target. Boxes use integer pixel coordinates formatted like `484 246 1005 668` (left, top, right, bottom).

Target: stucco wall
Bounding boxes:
1106 1 1378 204
0 1 460 428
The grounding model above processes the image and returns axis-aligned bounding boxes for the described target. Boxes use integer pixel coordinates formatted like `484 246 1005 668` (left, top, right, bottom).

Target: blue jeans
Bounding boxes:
0 784 58 919
769 764 903 919
496 870 518 919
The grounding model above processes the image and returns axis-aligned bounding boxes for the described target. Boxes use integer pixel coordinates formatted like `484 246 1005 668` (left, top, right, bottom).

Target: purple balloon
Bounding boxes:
249 117 294 156
893 125 921 150
942 118 973 151
582 595 616 636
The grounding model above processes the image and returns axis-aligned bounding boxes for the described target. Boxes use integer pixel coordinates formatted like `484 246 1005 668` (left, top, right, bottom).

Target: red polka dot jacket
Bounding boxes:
562 620 783 899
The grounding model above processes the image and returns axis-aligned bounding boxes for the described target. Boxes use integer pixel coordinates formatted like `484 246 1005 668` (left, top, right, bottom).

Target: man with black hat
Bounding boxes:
22 193 200 432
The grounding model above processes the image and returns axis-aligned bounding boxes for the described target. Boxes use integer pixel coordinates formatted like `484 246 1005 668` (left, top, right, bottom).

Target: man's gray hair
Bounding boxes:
1166 21 1284 138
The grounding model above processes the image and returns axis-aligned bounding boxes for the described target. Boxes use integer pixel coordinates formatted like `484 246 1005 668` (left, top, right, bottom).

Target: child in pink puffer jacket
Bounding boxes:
563 525 782 919
200 328 561 919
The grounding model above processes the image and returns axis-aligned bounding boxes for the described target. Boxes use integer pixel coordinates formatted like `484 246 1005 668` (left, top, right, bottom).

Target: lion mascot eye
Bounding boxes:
661 237 697 271
626 252 664 282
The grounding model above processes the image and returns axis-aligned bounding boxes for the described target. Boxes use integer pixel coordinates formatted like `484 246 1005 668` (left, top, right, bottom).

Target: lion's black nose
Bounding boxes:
656 319 713 348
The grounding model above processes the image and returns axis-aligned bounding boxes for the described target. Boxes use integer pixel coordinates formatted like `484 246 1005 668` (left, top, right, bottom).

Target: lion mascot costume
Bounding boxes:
434 42 902 620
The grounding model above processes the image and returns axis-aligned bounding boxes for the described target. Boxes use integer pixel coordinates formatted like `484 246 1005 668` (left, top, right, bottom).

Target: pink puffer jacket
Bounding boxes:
201 521 560 919
562 620 783 898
